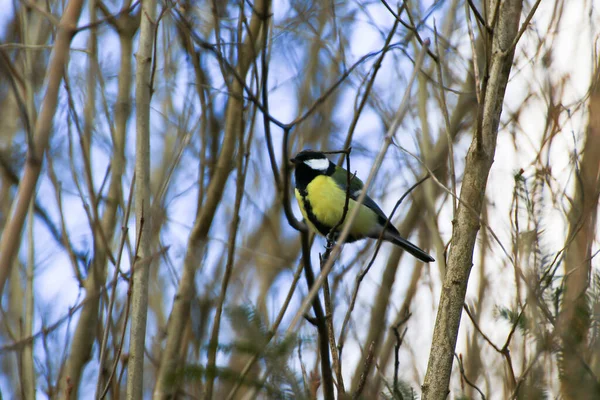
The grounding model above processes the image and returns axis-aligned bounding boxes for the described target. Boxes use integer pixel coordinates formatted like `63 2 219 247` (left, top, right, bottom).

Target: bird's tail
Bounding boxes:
382 229 435 263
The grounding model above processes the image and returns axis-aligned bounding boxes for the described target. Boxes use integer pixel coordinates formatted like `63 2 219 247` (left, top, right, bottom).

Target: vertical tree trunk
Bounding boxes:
422 1 523 398
126 0 157 397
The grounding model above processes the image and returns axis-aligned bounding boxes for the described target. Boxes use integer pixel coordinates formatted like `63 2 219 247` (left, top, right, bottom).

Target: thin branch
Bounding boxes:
99 216 145 400
225 259 305 400
463 303 518 387
95 172 136 399
149 3 171 94
337 175 430 354
467 0 488 30
455 353 487 400
352 341 375 400
260 13 281 190
379 0 439 63
392 313 410 398
465 0 483 105
433 23 457 216
339 12 401 166
205 107 253 400
503 0 543 57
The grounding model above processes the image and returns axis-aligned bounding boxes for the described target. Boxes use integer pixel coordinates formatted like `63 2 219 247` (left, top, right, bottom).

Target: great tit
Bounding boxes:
291 150 434 263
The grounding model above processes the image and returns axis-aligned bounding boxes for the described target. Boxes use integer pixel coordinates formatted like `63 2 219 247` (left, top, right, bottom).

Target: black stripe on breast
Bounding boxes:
298 192 362 243
299 193 331 237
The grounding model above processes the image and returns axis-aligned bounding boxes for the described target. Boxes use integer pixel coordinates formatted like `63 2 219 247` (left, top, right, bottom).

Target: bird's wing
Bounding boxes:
332 166 388 222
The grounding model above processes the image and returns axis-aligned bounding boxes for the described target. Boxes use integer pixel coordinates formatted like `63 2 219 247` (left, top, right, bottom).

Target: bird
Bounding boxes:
290 149 434 263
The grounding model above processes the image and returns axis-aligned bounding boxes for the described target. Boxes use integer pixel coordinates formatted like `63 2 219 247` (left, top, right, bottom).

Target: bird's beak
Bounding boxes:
290 157 298 165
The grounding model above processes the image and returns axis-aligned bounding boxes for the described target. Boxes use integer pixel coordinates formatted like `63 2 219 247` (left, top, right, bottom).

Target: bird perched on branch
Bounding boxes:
291 150 434 263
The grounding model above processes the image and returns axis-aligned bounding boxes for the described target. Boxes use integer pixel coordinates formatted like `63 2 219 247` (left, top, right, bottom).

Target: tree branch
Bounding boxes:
421 1 524 398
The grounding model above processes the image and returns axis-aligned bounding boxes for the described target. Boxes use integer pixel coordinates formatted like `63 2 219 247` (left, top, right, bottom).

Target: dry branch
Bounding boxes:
0 0 85 299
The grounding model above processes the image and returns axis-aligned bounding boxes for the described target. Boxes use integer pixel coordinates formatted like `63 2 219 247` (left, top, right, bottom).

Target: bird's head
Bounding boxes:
290 150 333 174
290 150 336 189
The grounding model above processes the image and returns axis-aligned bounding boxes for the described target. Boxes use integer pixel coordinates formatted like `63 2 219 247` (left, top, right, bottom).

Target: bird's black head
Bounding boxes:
290 150 335 191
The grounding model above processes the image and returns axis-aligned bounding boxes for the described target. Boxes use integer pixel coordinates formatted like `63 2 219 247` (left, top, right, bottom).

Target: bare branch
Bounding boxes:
0 0 86 299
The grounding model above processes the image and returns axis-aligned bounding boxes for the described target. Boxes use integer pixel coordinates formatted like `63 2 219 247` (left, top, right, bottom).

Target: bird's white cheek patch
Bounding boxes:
305 158 330 171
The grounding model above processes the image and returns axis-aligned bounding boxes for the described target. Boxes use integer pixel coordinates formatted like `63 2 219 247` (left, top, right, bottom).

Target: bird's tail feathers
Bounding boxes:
382 230 435 263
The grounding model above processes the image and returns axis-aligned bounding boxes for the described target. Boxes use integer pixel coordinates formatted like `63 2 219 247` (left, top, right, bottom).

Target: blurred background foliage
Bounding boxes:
0 0 599 399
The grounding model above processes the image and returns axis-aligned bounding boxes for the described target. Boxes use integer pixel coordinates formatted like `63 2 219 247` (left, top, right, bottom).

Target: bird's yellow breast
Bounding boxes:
294 175 378 237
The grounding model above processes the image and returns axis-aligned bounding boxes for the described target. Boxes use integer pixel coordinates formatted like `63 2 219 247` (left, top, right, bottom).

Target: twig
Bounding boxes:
260 12 281 190
503 0 543 57
510 349 544 399
205 105 254 400
339 6 402 164
379 0 438 62
100 211 146 399
319 148 353 397
95 171 136 399
280 126 307 230
321 270 343 395
338 175 430 352
465 0 483 105
392 313 410 398
325 147 353 245
225 260 305 400
466 0 488 30
433 23 457 216
46 153 86 285
149 3 171 94
463 303 519 388
455 353 486 400
353 341 375 400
